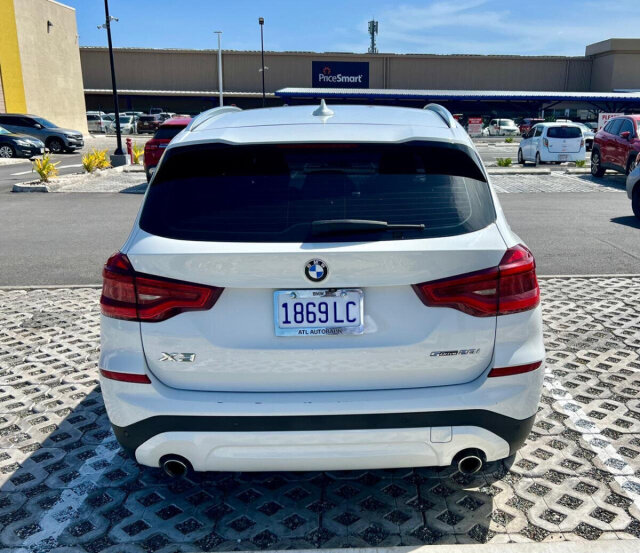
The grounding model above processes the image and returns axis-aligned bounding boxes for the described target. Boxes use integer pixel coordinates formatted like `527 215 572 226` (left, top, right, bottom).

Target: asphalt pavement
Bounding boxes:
0 191 637 286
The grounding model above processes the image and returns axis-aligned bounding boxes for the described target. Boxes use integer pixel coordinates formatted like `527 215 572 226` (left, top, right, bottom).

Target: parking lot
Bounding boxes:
0 136 639 551
1 277 640 550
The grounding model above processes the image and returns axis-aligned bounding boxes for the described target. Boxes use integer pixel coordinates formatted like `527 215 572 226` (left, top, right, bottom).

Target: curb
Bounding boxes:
487 168 551 175
12 182 49 193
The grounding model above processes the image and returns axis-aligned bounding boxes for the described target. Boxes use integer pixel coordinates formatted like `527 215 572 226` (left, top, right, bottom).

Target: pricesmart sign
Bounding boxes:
312 61 369 88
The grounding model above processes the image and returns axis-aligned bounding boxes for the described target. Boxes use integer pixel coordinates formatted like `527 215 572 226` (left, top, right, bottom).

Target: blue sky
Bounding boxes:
64 0 638 56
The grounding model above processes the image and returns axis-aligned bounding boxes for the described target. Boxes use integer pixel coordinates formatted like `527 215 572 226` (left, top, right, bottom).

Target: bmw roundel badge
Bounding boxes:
305 259 328 282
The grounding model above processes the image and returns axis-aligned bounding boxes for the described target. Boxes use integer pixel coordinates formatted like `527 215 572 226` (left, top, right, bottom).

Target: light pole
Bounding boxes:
259 17 265 107
214 31 223 106
98 0 124 158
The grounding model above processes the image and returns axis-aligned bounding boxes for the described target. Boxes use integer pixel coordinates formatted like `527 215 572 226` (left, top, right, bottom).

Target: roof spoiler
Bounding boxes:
424 103 456 128
188 106 242 131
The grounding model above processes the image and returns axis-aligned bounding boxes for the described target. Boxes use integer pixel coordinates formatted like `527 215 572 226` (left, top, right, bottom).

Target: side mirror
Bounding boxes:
621 131 631 140
34 123 43 129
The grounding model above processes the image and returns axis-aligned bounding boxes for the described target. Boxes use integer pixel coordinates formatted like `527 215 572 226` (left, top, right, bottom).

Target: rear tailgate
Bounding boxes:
131 140 504 393
547 125 583 153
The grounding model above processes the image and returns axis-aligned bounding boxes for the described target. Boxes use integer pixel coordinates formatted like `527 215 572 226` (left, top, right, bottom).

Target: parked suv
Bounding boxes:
487 118 519 136
137 114 162 134
143 116 191 181
99 103 544 475
0 114 83 153
591 115 640 177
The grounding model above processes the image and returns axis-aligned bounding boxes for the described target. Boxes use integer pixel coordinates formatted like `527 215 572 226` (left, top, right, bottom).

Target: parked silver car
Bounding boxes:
107 115 137 134
87 114 110 133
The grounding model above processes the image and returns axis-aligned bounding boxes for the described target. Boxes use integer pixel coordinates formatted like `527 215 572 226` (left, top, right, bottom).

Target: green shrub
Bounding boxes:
496 158 512 167
575 160 586 168
82 149 111 173
132 143 144 165
504 137 514 143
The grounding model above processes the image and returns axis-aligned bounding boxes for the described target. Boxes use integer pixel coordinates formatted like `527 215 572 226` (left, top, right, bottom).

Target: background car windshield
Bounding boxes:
547 127 582 138
498 119 514 125
140 142 495 243
119 116 132 123
33 117 57 128
139 116 154 121
0 126 9 135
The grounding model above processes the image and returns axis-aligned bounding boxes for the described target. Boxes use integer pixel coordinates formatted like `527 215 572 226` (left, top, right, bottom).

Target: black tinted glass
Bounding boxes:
547 127 581 138
153 126 185 140
139 116 155 121
140 142 495 243
607 119 623 135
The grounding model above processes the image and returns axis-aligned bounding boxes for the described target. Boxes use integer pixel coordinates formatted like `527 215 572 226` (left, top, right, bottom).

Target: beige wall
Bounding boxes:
586 39 640 91
80 48 593 94
14 0 87 133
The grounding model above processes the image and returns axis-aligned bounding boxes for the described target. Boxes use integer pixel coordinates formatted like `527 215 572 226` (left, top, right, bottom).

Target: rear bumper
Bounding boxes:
112 410 535 471
539 150 584 161
101 360 543 471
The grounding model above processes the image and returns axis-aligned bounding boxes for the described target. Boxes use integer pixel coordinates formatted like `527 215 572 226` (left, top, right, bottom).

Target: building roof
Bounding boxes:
84 89 276 98
170 104 471 148
277 88 640 103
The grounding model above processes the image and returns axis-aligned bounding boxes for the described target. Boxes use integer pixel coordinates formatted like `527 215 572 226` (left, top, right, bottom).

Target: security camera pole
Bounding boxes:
259 17 266 107
100 0 127 163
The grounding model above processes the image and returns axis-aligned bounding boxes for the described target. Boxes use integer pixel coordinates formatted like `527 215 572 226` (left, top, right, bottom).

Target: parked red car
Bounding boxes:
519 118 544 136
143 117 191 181
591 115 640 177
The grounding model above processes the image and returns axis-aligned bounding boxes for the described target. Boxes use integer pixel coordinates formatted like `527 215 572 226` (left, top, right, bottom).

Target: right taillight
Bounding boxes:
412 245 539 317
100 252 223 322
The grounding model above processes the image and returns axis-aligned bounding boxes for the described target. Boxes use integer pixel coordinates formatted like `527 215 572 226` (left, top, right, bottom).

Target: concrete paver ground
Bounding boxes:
0 278 639 550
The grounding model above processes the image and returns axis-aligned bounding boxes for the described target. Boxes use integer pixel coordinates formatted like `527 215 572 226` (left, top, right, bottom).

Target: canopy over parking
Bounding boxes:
276 88 640 115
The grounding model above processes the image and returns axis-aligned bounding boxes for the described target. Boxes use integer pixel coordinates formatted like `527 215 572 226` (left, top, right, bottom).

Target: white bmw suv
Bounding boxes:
99 102 544 477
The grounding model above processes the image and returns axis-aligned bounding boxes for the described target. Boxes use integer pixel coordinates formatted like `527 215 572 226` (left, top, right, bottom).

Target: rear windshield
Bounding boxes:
547 126 581 138
154 126 186 140
139 116 155 122
139 142 495 243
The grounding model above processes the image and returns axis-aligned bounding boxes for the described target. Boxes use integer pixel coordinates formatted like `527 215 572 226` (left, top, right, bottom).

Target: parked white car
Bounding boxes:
573 122 595 151
99 103 544 476
107 115 137 134
518 123 586 165
487 118 519 136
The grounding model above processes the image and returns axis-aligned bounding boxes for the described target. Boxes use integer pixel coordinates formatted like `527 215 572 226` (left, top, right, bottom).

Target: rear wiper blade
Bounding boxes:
311 219 425 235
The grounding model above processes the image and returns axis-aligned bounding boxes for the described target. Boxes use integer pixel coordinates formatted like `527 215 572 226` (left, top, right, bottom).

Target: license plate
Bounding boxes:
559 154 568 161
274 289 364 337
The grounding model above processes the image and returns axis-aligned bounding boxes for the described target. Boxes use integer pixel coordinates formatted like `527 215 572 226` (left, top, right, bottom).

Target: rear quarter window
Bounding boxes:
153 126 186 140
139 142 496 243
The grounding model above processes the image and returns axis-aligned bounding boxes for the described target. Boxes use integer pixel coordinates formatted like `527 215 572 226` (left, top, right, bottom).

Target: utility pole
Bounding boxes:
214 31 223 106
368 19 378 54
259 17 266 107
99 0 124 159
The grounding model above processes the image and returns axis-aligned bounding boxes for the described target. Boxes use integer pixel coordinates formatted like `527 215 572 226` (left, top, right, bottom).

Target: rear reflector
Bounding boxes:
100 368 152 384
488 361 543 378
412 244 539 317
100 252 223 322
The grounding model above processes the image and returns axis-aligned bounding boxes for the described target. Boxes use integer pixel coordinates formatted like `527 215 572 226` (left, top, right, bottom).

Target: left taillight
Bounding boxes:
100 252 223 322
412 244 540 317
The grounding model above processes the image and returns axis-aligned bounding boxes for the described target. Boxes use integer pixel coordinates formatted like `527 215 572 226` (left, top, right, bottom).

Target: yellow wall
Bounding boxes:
0 0 27 112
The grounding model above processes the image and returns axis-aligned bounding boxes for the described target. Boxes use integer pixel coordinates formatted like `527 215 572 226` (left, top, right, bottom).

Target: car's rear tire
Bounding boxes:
517 148 525 165
0 144 15 158
47 138 64 154
633 186 640 220
591 150 605 177
535 152 542 167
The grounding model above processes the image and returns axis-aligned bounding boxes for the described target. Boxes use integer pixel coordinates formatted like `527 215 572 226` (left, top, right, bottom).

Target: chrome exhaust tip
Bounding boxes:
454 449 485 475
160 455 190 478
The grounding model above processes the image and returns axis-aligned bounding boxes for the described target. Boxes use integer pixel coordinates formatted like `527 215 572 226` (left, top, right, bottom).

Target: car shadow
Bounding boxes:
611 215 640 229
577 173 627 191
120 183 147 194
0 382 518 550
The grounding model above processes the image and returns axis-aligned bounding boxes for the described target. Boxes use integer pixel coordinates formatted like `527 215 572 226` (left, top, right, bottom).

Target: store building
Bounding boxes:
80 39 640 117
